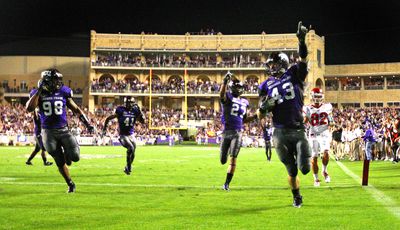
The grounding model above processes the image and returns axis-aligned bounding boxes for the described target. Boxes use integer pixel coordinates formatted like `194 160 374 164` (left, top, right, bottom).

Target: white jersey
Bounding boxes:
303 103 333 135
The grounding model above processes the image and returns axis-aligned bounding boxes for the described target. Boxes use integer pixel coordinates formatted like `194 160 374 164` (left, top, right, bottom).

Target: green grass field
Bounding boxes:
0 145 399 229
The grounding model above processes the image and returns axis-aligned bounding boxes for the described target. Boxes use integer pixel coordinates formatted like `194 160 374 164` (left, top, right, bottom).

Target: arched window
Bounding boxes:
246 75 259 83
124 74 139 84
145 75 161 83
197 75 210 83
315 78 324 89
99 74 115 83
168 75 183 83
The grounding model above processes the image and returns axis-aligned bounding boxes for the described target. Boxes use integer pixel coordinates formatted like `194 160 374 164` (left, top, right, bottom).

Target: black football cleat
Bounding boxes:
293 196 303 208
67 182 76 193
26 161 33 165
124 166 131 175
44 161 53 166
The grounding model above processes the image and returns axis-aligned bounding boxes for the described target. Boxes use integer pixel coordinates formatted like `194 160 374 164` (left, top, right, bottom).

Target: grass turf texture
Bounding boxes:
0 146 399 229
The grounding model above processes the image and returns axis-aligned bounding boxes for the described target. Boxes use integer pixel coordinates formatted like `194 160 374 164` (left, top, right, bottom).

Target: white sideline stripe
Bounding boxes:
0 181 357 190
335 160 400 219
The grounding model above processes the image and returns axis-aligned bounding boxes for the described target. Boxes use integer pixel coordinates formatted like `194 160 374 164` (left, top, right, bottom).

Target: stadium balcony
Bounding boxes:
89 80 259 96
324 75 400 91
91 61 267 71
387 84 400 89
2 86 83 106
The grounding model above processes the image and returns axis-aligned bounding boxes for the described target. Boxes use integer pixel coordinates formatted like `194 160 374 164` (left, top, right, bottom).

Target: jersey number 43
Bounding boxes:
270 82 295 104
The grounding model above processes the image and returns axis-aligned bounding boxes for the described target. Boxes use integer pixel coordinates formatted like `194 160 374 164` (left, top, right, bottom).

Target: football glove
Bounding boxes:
37 79 50 92
132 103 140 111
87 125 95 134
259 95 276 113
223 71 232 85
296 21 308 43
79 114 94 134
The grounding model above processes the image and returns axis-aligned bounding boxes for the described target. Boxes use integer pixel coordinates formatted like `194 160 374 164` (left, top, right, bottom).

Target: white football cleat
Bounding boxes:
323 171 331 183
314 179 320 187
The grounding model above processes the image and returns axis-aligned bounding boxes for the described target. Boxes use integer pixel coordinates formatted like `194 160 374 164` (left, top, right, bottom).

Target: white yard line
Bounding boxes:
0 180 357 190
334 160 400 219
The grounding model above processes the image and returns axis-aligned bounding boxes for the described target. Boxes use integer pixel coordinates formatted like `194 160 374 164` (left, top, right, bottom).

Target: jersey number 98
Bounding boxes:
43 101 63 116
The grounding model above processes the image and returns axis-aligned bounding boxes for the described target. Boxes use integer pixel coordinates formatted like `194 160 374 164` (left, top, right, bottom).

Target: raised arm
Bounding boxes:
26 83 43 112
220 71 232 103
296 21 309 81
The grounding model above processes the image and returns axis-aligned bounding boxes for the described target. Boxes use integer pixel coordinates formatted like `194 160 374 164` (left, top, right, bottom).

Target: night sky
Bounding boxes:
0 0 399 64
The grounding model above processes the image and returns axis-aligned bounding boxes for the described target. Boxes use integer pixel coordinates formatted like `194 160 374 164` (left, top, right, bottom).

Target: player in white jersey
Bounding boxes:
303 88 334 186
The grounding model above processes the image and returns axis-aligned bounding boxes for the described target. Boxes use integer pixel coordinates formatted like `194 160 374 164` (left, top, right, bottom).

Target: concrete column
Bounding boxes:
360 77 364 90
214 98 220 112
181 98 186 114
88 95 95 112
384 76 387 89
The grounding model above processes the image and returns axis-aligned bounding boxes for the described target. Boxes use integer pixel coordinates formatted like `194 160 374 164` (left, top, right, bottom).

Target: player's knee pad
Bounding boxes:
54 155 66 168
287 165 298 177
299 163 310 175
220 153 228 165
220 158 228 165
67 147 80 162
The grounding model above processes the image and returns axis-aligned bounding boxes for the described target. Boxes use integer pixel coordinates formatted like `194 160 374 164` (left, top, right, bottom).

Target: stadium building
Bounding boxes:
0 30 399 110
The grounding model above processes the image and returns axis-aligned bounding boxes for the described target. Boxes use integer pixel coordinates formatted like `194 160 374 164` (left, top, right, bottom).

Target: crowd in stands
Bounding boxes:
331 107 400 162
341 79 361 90
93 52 298 69
1 103 400 161
195 107 263 146
325 80 339 91
364 78 384 90
0 104 34 136
326 77 400 91
91 77 260 94
387 77 400 89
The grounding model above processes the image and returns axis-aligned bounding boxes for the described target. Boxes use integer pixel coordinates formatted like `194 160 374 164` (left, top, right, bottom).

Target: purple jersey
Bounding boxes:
30 86 72 129
263 127 273 141
221 92 249 131
363 129 376 142
116 106 141 135
259 63 308 129
33 112 41 136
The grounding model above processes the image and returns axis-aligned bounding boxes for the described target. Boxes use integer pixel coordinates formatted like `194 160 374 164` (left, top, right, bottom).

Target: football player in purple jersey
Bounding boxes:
258 22 311 208
262 119 273 162
25 109 53 166
102 96 145 175
26 69 94 193
220 72 257 191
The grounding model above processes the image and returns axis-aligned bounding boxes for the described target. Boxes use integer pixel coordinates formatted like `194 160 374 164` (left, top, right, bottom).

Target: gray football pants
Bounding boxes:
273 128 311 177
42 127 80 167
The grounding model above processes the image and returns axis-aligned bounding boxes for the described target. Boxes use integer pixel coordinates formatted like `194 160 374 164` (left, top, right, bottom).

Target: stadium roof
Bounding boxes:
0 0 399 65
